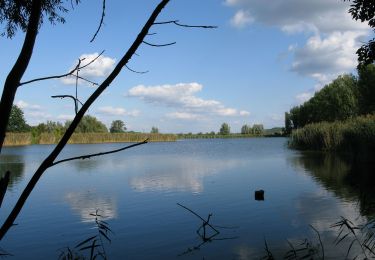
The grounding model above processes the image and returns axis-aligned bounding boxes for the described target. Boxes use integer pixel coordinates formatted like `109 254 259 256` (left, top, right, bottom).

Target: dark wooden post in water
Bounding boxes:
255 189 264 201
0 171 10 207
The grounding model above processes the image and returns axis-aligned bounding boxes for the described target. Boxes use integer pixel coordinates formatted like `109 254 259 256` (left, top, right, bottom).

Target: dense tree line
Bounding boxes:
241 124 264 136
285 64 375 134
6 106 131 135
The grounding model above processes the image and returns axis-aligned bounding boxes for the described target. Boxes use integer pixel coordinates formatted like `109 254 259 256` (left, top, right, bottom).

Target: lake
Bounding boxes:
0 138 374 259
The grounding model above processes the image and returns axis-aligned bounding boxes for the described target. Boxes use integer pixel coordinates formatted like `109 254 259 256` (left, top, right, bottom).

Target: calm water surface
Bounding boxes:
0 138 373 259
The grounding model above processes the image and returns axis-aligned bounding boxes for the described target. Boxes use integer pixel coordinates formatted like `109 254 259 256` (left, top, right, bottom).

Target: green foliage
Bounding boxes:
109 120 126 133
151 126 159 134
65 115 108 133
31 121 65 143
252 124 264 136
219 123 230 135
241 124 251 134
358 64 375 114
284 112 292 135
7 105 30 132
345 0 375 66
0 0 78 38
288 74 358 129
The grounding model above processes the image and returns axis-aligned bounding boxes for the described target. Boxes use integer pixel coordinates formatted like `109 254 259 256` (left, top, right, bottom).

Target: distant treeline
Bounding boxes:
286 64 375 153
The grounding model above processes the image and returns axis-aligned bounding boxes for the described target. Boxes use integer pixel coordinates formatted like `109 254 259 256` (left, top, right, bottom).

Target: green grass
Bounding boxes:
289 114 375 153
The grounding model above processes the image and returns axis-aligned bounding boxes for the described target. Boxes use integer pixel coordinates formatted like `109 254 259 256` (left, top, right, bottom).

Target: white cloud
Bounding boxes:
225 0 370 84
166 112 201 120
239 110 251 116
290 31 364 84
65 191 117 222
127 82 250 118
230 9 254 28
61 53 116 85
97 106 140 117
15 100 41 110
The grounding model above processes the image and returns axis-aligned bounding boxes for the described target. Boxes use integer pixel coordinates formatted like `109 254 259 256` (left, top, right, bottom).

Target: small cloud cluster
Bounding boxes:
61 53 116 86
15 100 51 125
230 9 254 28
126 83 250 120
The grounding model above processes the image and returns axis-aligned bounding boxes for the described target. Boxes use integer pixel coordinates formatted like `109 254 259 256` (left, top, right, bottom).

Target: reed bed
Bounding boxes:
67 133 177 144
3 133 32 146
178 134 260 139
4 132 177 146
289 114 375 152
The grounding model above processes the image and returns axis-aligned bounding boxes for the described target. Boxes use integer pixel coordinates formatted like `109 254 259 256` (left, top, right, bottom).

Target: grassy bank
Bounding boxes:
289 114 375 153
4 132 177 146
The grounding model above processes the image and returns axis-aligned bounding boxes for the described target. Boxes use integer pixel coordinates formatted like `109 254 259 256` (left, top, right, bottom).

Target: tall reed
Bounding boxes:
289 114 375 152
3 133 31 146
3 132 177 146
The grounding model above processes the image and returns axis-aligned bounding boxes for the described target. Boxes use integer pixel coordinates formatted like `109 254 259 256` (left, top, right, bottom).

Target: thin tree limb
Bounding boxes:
177 203 219 233
143 41 176 47
19 51 104 86
51 95 83 114
90 0 106 42
52 139 148 166
153 20 217 28
125 65 149 74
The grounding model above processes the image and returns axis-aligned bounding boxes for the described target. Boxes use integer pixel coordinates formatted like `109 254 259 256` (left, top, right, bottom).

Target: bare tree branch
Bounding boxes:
52 139 148 166
143 40 176 47
125 65 149 74
153 20 217 28
177 203 219 233
19 51 104 87
90 0 106 42
51 95 83 114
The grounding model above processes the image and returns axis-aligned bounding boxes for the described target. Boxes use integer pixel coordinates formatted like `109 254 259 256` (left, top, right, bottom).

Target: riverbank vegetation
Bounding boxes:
286 64 375 153
5 106 285 146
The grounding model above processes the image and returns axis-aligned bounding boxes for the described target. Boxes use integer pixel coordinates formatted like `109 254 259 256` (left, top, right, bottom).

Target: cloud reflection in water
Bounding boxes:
64 190 118 222
128 156 245 194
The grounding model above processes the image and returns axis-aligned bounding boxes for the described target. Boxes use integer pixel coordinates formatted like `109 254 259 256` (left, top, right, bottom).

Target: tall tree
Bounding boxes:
66 115 108 133
252 124 264 136
110 120 126 133
241 124 251 134
7 105 30 132
0 0 79 152
357 64 375 114
151 126 159 134
284 112 292 135
219 123 230 135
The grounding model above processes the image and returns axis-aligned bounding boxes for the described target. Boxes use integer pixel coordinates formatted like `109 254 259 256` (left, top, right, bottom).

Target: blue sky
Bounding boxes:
0 0 371 133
